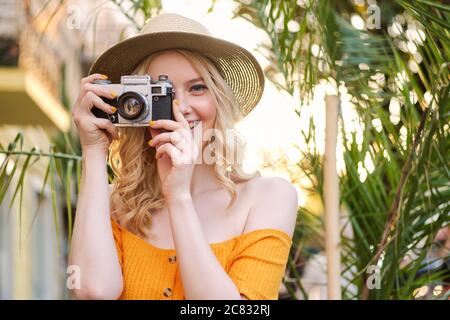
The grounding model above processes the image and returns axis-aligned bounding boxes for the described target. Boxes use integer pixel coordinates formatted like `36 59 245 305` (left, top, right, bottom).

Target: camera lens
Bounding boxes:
122 97 140 116
117 92 148 120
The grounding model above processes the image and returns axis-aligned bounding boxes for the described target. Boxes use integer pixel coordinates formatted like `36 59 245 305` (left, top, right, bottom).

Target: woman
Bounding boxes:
69 13 298 300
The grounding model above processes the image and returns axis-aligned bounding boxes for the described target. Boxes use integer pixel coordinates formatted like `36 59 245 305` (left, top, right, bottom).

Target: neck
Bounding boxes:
190 163 221 197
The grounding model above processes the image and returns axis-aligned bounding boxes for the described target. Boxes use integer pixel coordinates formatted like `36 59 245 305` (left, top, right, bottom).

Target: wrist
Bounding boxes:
165 191 192 205
82 147 108 161
81 148 108 174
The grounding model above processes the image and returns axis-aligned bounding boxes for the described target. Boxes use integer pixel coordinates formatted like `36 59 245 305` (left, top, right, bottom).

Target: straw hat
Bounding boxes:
89 12 265 117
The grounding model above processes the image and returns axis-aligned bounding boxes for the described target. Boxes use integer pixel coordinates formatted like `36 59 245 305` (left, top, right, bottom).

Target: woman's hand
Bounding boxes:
148 100 201 200
72 74 119 155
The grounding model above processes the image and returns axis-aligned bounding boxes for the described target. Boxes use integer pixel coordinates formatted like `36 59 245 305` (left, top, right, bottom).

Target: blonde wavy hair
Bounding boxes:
108 49 260 237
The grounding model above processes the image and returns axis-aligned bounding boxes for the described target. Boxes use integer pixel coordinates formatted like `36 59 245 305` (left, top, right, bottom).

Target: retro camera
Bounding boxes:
92 75 175 126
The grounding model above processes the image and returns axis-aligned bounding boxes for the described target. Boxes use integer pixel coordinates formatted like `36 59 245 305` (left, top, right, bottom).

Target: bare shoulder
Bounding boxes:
243 176 298 237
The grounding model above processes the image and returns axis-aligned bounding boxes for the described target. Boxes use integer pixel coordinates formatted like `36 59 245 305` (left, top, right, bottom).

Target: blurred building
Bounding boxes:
0 0 78 299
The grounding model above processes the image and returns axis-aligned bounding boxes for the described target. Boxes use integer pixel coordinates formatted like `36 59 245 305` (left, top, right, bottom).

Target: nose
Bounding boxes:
175 98 192 115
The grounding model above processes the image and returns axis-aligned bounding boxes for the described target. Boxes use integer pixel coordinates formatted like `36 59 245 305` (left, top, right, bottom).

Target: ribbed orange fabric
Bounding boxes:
110 218 292 300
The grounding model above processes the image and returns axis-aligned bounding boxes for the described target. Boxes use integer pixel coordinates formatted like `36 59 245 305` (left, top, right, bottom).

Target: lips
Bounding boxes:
188 120 200 129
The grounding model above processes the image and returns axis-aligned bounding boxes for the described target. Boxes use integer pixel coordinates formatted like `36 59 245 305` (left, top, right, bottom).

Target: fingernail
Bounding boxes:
149 120 156 126
110 91 118 98
111 107 117 113
148 139 153 146
100 74 108 79
174 99 179 106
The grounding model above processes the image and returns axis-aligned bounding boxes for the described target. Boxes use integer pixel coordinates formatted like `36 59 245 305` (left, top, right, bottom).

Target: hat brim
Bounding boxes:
89 32 264 117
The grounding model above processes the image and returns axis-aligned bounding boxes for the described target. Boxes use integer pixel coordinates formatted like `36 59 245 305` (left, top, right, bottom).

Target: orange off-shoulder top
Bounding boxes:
110 218 292 300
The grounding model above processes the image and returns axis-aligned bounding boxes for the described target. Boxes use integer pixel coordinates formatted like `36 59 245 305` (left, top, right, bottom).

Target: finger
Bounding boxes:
155 143 182 161
80 91 117 114
74 74 110 107
172 99 190 130
93 117 119 140
149 119 182 131
148 126 163 140
81 73 109 85
152 131 182 145
149 131 184 150
105 131 113 145
82 83 117 100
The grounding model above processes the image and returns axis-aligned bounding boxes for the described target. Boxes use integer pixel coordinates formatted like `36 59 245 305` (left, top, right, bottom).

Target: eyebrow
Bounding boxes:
184 77 204 85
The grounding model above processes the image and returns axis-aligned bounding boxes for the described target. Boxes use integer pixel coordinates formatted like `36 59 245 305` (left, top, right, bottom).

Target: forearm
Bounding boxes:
68 149 122 298
167 194 242 300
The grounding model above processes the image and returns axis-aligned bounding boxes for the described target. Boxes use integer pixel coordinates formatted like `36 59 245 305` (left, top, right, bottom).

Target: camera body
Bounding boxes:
92 75 174 126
